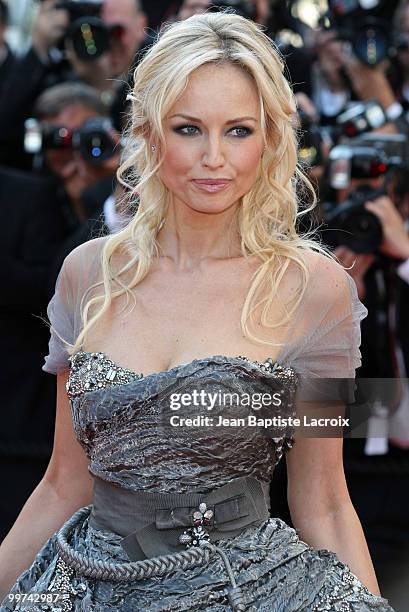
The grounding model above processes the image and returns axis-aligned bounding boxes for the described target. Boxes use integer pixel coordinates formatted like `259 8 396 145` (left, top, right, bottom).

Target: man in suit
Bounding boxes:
0 166 65 542
0 83 121 540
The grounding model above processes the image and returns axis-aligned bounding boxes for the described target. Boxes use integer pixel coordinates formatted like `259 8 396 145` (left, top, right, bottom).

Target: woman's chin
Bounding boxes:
184 201 238 215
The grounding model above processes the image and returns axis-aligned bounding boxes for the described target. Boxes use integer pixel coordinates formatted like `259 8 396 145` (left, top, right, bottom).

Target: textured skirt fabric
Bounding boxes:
0 511 393 612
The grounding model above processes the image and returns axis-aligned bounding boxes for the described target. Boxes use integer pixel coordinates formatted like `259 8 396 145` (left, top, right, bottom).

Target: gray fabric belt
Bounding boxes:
89 475 271 561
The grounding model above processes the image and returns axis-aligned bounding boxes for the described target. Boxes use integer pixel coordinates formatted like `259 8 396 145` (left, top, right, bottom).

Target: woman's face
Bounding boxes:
159 63 264 215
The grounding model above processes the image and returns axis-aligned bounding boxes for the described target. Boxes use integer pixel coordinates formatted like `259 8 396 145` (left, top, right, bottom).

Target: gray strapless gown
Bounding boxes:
0 353 394 611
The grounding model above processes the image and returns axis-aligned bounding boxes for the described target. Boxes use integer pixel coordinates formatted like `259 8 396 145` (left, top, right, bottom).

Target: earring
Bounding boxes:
151 144 156 152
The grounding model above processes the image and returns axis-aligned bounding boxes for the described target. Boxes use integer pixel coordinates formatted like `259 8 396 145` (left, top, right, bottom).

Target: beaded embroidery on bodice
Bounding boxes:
66 351 143 398
65 351 298 493
66 351 297 400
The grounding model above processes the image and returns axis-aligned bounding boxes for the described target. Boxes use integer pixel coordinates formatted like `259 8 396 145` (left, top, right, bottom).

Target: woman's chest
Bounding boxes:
84 261 289 374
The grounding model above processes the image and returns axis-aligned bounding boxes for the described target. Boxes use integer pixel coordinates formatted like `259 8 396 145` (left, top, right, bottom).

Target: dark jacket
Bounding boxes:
0 166 66 458
0 47 73 170
0 166 113 457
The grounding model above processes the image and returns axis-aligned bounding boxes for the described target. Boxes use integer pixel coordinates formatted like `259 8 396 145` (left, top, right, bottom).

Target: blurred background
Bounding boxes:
0 0 408 609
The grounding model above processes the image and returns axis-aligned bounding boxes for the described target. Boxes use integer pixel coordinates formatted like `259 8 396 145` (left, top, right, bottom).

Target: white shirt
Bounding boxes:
103 194 130 234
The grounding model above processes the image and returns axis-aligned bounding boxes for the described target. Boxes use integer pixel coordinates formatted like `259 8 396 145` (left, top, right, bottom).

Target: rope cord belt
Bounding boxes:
54 477 270 611
56 505 210 580
56 505 246 611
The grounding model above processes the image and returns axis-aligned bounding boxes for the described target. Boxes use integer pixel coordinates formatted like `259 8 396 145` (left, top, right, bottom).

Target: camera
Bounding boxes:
324 0 400 66
207 0 256 20
322 133 408 253
335 101 386 139
298 100 386 168
54 0 124 61
24 117 117 165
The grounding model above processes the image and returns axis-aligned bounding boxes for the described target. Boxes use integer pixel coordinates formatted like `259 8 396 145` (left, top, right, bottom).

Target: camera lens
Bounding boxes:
353 23 388 64
67 16 110 60
74 119 116 164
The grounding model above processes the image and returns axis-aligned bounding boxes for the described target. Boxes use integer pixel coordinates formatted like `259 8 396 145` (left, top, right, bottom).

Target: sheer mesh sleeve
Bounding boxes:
275 252 368 441
43 237 107 375
280 251 368 378
277 251 367 408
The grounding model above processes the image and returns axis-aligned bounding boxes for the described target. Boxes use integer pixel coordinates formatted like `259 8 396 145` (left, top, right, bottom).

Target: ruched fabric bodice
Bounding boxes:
66 351 298 493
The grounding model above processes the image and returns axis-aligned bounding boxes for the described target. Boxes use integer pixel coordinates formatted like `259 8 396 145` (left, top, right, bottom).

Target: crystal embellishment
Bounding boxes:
66 351 142 399
179 502 213 548
236 355 297 387
311 564 377 611
44 556 76 611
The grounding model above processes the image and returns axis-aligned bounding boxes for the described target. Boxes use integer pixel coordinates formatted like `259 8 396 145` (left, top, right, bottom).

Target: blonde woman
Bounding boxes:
0 12 394 612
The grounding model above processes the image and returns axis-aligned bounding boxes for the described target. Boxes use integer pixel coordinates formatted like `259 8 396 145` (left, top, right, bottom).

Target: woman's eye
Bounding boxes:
230 126 253 137
174 125 200 135
173 125 253 137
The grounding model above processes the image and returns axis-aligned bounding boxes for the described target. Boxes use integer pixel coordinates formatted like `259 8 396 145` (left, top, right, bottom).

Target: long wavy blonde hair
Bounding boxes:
71 11 327 354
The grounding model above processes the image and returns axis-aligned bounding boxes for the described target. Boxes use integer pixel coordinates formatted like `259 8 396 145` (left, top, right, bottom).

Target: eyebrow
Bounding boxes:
169 113 258 124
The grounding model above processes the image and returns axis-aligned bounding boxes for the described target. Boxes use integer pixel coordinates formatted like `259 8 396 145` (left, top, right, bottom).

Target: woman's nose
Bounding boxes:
202 136 225 168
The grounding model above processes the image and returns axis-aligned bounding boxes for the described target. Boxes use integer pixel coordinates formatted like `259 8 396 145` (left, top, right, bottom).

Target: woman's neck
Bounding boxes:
155 201 242 270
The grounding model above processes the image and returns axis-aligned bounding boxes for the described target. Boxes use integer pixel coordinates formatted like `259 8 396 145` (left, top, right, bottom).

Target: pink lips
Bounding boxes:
192 179 231 193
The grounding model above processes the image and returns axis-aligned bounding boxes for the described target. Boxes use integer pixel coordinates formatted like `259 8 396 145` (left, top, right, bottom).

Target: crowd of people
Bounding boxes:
0 0 408 609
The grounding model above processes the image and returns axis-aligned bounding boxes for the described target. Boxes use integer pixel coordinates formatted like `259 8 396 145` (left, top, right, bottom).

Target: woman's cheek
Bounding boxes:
162 142 194 176
159 157 191 197
236 147 263 182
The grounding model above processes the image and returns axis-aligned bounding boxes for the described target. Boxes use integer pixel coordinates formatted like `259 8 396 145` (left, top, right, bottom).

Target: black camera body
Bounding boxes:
55 0 122 61
24 117 117 165
325 0 400 66
322 133 408 253
56 0 102 19
298 100 386 168
323 185 384 253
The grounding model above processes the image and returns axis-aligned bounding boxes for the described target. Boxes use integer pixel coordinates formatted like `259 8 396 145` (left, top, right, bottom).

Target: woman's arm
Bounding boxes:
0 373 94 599
286 429 381 596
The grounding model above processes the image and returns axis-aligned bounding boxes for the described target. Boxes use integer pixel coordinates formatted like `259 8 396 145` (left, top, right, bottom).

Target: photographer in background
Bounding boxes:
309 29 354 124
30 81 121 287
304 0 409 137
273 86 409 605
66 0 147 122
101 0 147 78
307 120 409 607
0 0 147 169
336 197 409 300
0 0 70 169
335 187 409 611
0 80 125 541
323 132 409 373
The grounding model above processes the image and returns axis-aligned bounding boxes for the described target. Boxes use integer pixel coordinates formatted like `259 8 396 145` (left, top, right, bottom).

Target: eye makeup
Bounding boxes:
172 125 254 138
